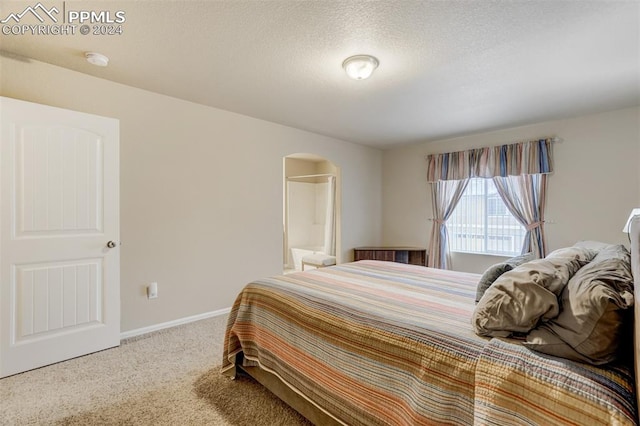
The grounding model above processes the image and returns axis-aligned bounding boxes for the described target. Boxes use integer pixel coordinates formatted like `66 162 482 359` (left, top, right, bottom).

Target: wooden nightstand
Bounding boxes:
353 247 427 266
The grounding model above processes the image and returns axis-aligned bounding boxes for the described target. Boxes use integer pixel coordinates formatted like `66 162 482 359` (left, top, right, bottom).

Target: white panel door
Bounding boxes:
0 97 120 377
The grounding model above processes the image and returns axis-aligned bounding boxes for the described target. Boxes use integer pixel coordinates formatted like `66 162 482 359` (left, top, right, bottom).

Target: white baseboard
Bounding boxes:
120 307 231 340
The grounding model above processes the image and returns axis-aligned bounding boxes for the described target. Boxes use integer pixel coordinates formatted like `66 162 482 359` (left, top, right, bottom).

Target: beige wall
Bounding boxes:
4 55 637 330
1 57 382 332
382 107 640 273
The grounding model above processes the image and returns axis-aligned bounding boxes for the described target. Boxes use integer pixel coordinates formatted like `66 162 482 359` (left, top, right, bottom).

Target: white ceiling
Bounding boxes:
1 1 639 148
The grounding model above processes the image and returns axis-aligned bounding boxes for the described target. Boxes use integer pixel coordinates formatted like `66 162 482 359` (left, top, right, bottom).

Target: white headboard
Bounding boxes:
630 215 640 421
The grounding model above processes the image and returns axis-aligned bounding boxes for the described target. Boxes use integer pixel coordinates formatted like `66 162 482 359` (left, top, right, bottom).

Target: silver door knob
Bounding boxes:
107 241 117 248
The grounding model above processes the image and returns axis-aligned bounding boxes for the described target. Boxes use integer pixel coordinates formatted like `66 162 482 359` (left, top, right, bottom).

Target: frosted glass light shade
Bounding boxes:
342 55 379 80
85 52 109 67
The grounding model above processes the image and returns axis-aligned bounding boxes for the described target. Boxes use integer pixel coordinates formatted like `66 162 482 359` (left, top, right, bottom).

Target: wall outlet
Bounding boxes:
147 282 158 299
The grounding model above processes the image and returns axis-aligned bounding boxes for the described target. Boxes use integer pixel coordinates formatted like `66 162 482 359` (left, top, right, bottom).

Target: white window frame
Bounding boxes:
448 178 525 256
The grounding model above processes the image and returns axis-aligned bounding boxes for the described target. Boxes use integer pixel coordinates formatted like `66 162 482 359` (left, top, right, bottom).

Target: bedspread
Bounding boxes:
475 338 636 425
222 260 637 425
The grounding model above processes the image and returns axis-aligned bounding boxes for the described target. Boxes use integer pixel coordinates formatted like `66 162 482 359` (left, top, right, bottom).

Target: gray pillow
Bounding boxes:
475 263 512 303
524 245 634 364
545 246 596 263
573 240 615 252
475 252 534 303
504 251 535 267
525 326 597 364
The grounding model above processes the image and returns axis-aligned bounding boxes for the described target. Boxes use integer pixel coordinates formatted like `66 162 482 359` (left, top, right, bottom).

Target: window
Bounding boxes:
448 178 525 256
487 195 508 216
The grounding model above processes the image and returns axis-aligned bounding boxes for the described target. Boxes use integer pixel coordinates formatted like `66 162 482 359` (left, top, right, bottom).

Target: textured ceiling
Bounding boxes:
1 1 639 148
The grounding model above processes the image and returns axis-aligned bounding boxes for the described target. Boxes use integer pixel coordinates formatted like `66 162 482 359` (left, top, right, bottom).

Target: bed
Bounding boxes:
222 217 640 425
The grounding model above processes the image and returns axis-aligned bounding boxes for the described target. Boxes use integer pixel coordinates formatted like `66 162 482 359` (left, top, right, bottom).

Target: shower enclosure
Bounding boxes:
283 156 338 272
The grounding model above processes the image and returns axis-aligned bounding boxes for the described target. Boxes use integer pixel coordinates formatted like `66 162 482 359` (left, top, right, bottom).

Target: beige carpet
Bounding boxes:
0 315 311 425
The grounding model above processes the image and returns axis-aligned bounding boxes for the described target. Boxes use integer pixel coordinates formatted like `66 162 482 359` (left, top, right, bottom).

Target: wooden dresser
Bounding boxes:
353 247 427 266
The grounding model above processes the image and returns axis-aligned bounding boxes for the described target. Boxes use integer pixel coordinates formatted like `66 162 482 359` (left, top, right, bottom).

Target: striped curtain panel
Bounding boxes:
427 179 469 270
426 139 553 182
492 174 548 258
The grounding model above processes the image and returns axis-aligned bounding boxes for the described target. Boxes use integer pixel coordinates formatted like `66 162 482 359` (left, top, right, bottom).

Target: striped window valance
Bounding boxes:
426 139 554 182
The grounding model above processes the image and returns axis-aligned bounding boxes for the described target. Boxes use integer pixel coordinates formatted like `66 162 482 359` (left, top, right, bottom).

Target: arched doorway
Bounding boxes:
283 154 341 273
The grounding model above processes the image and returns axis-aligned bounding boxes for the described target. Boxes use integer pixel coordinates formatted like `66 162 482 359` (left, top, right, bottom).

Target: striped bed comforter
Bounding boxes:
222 260 637 425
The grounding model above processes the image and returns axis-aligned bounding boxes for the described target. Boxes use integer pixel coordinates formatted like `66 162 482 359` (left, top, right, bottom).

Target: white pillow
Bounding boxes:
573 240 614 252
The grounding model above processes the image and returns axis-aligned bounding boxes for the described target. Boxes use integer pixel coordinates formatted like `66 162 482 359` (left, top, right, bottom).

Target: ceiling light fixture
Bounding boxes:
342 55 379 80
85 52 109 67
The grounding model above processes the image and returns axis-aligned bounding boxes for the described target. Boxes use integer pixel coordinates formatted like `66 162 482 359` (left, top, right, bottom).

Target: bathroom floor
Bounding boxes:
283 266 320 275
